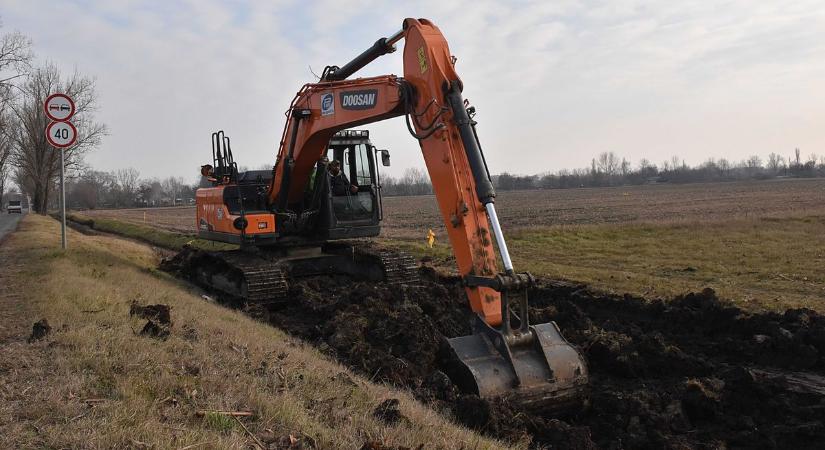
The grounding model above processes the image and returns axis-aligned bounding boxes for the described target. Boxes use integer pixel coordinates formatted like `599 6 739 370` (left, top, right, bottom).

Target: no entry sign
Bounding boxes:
44 93 75 122
46 120 77 148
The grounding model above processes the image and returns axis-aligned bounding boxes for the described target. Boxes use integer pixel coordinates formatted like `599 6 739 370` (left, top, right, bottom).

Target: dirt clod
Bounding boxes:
373 398 405 425
27 318 51 343
129 302 171 325
130 302 171 340
139 319 170 339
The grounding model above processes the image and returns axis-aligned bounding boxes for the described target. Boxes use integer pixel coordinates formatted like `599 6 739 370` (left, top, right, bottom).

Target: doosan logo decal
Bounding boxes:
321 93 334 116
340 90 378 110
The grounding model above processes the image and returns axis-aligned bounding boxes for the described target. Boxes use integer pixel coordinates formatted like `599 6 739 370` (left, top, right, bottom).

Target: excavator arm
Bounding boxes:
268 19 504 326
266 18 588 406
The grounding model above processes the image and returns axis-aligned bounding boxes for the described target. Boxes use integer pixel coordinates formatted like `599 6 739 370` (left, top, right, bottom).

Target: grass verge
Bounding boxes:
0 215 512 449
65 212 236 251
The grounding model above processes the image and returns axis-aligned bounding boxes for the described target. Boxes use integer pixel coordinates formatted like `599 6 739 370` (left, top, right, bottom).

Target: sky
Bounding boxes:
3 0 825 181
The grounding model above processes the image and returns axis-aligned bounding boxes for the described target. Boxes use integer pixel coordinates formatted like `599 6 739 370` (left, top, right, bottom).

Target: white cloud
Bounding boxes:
3 0 824 179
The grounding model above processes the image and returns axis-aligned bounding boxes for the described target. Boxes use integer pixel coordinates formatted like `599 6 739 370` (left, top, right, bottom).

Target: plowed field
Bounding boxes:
82 179 825 239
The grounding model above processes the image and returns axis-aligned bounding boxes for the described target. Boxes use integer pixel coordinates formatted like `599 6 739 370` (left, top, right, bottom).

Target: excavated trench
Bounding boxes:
164 260 825 449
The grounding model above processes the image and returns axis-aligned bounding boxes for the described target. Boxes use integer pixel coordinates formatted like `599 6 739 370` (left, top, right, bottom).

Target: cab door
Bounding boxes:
323 142 381 238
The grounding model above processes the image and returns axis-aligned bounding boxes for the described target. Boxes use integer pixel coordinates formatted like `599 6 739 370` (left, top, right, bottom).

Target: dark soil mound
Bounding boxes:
130 302 172 339
27 318 51 343
172 261 825 449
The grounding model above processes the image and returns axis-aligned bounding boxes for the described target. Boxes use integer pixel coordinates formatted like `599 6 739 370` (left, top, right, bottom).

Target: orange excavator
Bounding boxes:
187 18 588 407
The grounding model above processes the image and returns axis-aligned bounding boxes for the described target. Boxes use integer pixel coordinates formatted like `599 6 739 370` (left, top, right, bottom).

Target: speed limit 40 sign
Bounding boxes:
46 120 77 148
44 93 77 148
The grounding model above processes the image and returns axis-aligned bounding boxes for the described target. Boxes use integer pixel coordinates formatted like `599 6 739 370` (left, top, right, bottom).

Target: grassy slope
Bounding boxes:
66 213 236 251
0 215 512 449
385 215 825 312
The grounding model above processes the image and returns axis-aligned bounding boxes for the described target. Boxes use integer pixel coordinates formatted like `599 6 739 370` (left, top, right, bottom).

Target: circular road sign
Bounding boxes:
44 93 76 122
46 120 78 148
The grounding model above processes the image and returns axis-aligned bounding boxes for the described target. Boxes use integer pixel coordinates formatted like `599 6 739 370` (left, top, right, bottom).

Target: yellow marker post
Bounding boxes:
427 229 436 248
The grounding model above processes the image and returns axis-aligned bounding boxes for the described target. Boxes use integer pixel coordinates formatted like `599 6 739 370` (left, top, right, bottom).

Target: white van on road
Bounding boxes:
7 200 22 214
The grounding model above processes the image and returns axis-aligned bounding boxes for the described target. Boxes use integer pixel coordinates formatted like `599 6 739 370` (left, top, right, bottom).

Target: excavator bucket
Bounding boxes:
446 284 588 409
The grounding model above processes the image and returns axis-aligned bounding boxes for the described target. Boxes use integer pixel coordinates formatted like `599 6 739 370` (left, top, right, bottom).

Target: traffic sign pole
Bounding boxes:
43 93 75 251
60 147 66 249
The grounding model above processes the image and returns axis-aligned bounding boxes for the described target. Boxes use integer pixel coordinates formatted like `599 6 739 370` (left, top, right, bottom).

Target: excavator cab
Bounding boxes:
313 129 387 240
325 130 379 224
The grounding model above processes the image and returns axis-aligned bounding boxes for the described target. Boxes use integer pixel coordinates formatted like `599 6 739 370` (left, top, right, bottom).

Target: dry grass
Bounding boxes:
389 215 825 312
65 213 236 252
507 216 825 311
0 215 514 450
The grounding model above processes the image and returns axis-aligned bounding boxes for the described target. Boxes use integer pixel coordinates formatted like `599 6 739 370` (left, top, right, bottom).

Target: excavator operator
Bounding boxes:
328 160 358 196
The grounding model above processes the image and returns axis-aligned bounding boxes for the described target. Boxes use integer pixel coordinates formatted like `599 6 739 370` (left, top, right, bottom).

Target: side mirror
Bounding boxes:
380 150 391 167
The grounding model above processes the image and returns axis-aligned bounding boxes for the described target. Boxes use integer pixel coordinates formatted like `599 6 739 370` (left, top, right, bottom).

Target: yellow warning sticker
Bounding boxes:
417 47 428 74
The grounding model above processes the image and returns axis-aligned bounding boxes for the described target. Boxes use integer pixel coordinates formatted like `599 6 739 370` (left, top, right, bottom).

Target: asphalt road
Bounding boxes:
0 211 23 242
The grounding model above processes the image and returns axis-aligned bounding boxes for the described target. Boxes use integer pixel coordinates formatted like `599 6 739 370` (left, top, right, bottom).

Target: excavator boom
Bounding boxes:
260 18 588 406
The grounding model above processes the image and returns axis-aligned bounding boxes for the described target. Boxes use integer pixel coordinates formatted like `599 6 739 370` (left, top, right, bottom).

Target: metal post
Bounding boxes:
60 146 66 249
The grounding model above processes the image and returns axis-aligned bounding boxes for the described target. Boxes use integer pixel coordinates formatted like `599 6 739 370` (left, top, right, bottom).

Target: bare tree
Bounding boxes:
0 22 32 205
767 153 783 173
161 176 186 204
596 152 620 175
638 158 651 171
620 157 630 177
7 63 106 213
745 155 762 176
115 167 140 206
0 150 9 205
718 158 730 177
0 109 12 204
0 26 32 89
68 170 114 209
670 155 682 173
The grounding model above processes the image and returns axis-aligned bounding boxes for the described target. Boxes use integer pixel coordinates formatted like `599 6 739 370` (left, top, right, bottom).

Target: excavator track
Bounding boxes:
219 252 290 303
355 246 420 286
164 243 420 306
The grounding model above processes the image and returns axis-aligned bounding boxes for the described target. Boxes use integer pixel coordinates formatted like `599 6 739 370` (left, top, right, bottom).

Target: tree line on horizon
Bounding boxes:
10 143 825 212
379 149 825 196
492 149 825 192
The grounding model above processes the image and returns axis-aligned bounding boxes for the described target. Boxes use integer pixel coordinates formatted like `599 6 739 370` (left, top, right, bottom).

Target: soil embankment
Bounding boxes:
1 216 510 449
163 257 825 449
